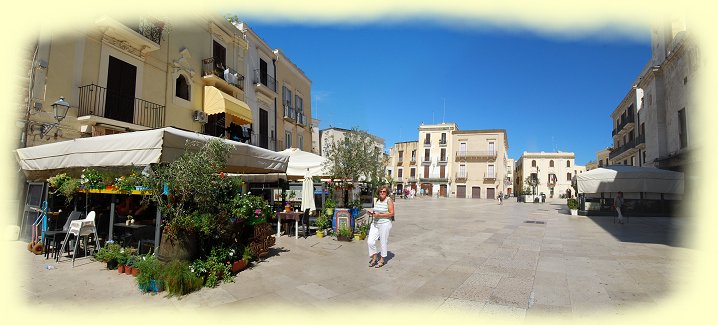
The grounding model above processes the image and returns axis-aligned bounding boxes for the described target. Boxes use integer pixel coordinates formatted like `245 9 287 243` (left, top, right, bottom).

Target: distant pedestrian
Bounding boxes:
498 191 503 205
410 188 415 199
614 191 625 224
367 185 394 268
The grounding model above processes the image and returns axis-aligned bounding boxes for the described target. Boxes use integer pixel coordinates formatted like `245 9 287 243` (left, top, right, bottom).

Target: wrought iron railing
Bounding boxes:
253 69 277 92
78 84 165 129
455 151 497 159
423 140 431 147
608 134 643 160
128 17 163 45
284 105 296 120
439 139 447 146
484 172 497 180
455 172 468 182
202 58 244 90
612 114 635 136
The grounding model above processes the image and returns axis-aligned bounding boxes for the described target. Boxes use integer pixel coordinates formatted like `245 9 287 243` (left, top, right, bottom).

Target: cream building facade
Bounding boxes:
310 118 321 154
386 123 510 199
274 49 312 152
387 141 419 193
319 127 385 158
451 129 509 199
19 15 311 153
514 152 578 198
608 16 698 174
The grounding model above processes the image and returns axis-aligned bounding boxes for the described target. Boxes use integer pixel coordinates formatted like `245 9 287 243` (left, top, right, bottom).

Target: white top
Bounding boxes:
373 197 391 224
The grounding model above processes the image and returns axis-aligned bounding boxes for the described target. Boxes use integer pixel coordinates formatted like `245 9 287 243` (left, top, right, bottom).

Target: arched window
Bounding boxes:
175 75 190 100
531 160 536 167
549 160 554 167
566 173 572 181
566 160 571 167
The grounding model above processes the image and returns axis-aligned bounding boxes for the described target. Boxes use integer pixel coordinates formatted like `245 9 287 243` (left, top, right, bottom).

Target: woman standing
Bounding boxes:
367 185 394 268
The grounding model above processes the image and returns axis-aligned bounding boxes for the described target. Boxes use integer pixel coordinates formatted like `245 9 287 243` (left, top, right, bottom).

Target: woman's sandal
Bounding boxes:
375 260 385 268
369 259 377 267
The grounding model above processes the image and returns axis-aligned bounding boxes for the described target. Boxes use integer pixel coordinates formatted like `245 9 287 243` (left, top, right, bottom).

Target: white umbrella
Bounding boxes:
300 169 316 212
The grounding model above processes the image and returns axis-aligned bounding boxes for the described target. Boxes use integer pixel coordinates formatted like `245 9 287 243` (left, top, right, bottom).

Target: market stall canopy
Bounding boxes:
576 165 684 194
16 127 288 180
279 148 331 180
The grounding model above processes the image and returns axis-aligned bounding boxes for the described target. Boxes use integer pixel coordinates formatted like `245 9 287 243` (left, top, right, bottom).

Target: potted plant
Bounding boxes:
80 168 105 189
336 224 353 242
116 249 129 274
314 214 329 238
160 260 203 296
324 197 337 217
135 253 164 293
567 198 579 215
232 246 252 273
349 199 362 218
357 222 369 240
95 242 121 270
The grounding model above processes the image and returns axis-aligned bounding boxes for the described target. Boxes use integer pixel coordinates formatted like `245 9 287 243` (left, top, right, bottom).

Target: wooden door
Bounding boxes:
422 183 432 196
456 185 466 198
487 188 496 200
439 184 447 197
105 56 136 124
471 186 481 199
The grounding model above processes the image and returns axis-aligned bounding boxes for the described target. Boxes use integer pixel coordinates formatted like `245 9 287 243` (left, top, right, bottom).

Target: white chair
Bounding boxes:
58 211 101 267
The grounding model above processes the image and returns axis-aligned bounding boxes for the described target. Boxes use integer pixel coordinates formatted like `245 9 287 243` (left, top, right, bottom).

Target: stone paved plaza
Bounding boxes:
12 197 696 321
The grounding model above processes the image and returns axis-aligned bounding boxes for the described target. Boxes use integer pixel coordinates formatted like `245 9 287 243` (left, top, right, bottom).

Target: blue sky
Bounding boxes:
244 19 651 165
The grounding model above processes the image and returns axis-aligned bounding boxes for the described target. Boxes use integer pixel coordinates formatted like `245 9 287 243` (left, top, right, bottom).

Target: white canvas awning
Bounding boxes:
16 127 289 180
279 148 331 180
576 165 684 194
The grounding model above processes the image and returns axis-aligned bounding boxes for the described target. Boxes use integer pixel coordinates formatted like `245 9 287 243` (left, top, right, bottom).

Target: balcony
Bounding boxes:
455 173 468 183
78 84 165 129
483 173 497 181
421 157 432 165
439 139 447 146
409 157 417 165
438 156 448 164
608 134 642 160
635 133 646 149
423 140 431 147
202 58 244 91
95 17 161 58
283 105 296 122
397 158 404 165
408 176 418 183
419 177 448 182
297 113 307 126
455 151 497 161
612 114 635 137
253 69 277 96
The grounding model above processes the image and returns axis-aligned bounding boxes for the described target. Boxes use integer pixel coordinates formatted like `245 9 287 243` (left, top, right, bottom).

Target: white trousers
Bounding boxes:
616 207 623 221
367 221 392 258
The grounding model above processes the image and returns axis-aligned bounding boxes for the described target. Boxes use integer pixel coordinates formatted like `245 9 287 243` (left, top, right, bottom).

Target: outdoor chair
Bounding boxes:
58 211 101 266
43 210 83 260
297 209 311 239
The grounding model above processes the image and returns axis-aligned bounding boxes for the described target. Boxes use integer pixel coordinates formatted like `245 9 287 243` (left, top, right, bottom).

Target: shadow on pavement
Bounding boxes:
586 215 689 248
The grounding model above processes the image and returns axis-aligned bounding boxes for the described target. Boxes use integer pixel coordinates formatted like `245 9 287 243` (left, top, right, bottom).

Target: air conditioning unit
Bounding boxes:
192 111 208 123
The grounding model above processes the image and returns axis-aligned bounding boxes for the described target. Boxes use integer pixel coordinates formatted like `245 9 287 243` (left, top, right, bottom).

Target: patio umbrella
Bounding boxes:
300 169 316 212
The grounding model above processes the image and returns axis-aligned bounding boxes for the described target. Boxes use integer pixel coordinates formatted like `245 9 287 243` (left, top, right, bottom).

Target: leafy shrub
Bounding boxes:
161 260 204 296
567 198 579 210
135 254 164 292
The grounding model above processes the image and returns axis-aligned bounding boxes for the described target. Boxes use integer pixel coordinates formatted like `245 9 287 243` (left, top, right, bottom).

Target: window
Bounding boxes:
531 160 536 167
295 95 303 113
388 170 392 177
175 75 189 100
410 168 416 177
285 131 292 149
630 156 635 166
642 151 646 164
424 133 431 144
440 148 446 161
459 165 466 177
398 150 404 161
298 134 304 150
566 173 572 181
679 108 687 148
549 160 554 168
487 165 495 178
424 149 430 161
398 168 403 178
424 165 429 177
282 86 292 108
440 133 446 144
488 141 495 154
566 160 571 167
411 150 416 161
440 165 445 178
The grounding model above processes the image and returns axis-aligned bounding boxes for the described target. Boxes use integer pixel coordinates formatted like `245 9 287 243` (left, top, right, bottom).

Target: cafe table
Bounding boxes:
276 211 303 238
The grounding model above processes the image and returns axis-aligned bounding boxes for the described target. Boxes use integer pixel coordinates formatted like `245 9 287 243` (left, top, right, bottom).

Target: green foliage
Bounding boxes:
141 139 242 239
242 245 253 262
322 127 388 197
190 246 234 288
80 168 105 189
115 246 136 265
324 197 337 210
336 224 353 238
135 253 164 291
349 199 362 209
357 222 370 237
314 214 329 230
113 169 143 193
161 260 204 297
48 173 72 189
567 198 579 210
94 242 122 263
231 193 273 226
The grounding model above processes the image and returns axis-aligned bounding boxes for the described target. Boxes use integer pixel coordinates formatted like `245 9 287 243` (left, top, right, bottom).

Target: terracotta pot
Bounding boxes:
125 266 132 275
132 267 140 276
118 265 125 273
231 260 248 273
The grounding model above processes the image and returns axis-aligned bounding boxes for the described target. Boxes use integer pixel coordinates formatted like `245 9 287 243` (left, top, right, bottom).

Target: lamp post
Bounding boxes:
25 96 71 144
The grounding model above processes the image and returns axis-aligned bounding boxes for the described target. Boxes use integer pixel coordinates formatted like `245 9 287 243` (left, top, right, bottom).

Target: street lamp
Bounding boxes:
31 96 71 139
